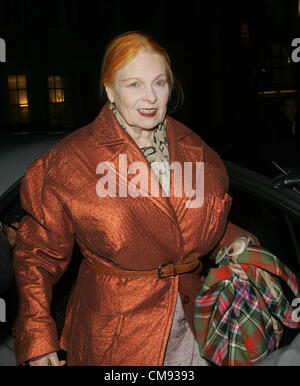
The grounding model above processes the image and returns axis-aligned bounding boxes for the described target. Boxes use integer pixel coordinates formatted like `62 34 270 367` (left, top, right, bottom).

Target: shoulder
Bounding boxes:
25 120 98 176
51 121 97 158
167 115 226 166
167 115 229 192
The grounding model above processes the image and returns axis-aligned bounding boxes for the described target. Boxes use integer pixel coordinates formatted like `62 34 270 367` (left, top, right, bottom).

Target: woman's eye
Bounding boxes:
156 80 166 86
129 82 140 88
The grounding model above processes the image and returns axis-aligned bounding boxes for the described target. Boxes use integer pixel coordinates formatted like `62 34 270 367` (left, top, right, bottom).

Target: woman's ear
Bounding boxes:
105 85 115 104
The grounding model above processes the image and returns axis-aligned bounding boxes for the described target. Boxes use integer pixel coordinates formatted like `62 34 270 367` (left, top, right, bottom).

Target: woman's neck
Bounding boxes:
113 107 155 148
125 126 155 148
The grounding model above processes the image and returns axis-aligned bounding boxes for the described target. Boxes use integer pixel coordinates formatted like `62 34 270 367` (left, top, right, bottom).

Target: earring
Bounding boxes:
109 102 116 110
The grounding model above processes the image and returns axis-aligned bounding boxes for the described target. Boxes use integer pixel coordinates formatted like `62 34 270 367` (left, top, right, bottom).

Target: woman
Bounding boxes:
13 31 256 366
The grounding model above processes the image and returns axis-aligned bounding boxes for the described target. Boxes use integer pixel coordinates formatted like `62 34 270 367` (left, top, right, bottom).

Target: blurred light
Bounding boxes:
19 90 28 107
258 89 298 95
241 23 250 47
11 132 30 135
8 75 17 89
19 97 28 107
48 75 65 103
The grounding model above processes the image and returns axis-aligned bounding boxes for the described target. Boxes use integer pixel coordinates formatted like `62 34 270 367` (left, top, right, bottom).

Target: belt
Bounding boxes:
84 254 201 279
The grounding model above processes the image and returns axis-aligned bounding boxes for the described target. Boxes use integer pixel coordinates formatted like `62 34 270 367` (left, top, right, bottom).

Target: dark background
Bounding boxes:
1 0 300 163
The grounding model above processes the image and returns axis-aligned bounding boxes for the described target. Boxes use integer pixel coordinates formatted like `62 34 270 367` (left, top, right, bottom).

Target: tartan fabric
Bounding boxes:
194 246 300 366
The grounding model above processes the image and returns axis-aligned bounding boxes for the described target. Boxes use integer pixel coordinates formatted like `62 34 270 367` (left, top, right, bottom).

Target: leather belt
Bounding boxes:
84 253 201 279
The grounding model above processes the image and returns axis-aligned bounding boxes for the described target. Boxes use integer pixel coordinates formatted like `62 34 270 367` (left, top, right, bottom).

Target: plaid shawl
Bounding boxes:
194 246 300 366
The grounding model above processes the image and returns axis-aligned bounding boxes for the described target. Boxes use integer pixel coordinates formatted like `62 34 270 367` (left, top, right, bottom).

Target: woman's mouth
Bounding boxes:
138 108 157 117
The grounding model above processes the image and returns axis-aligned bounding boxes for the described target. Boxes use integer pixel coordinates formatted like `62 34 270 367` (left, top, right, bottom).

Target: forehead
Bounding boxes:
116 51 167 80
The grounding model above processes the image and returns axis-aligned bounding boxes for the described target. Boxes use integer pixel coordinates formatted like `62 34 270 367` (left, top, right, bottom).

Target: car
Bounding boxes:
0 130 70 211
226 160 300 276
0 132 300 363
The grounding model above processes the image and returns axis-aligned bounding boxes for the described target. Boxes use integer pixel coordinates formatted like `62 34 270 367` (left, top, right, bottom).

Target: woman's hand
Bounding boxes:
227 239 248 280
29 352 66 366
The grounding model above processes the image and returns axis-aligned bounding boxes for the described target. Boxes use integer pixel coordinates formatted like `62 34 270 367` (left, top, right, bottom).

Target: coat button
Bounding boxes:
182 295 189 304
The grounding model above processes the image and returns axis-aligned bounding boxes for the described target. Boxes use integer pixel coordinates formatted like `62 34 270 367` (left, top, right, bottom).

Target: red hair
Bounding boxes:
100 31 184 112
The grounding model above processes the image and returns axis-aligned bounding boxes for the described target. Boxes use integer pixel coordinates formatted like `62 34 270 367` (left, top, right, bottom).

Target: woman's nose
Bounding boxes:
143 86 157 103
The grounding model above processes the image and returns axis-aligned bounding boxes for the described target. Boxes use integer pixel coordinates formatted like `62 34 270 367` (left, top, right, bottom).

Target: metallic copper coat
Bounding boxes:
12 103 257 365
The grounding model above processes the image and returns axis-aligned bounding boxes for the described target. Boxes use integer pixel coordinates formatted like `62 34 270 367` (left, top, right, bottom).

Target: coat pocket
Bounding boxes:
68 304 124 366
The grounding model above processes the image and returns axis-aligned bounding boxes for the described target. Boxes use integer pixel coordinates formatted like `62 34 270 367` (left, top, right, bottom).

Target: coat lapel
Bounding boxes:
92 104 179 226
166 116 205 220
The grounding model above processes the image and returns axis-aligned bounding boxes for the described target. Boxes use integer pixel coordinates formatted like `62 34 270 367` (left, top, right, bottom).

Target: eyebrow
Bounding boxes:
120 73 167 82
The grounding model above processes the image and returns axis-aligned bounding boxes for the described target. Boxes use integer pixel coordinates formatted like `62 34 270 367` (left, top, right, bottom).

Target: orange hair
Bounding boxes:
100 31 183 111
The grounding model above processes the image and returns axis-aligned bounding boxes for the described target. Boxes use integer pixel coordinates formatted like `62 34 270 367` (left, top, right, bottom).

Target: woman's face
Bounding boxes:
105 50 170 132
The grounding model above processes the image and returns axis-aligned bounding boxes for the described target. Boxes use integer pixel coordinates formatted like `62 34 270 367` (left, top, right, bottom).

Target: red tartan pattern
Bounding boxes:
195 246 300 366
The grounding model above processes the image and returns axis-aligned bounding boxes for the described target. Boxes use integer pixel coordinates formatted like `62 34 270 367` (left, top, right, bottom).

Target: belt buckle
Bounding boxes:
158 261 174 279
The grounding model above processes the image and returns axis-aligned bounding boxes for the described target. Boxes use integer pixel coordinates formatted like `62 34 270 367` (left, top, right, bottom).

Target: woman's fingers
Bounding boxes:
48 352 60 366
29 356 51 366
228 262 248 280
29 352 66 366
226 238 249 280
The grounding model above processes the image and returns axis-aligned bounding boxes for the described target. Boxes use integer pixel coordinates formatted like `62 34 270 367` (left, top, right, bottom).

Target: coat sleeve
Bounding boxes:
12 154 75 365
209 219 260 261
209 154 260 260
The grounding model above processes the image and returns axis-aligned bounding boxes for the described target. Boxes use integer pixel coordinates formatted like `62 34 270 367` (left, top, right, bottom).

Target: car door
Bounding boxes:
225 161 300 347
